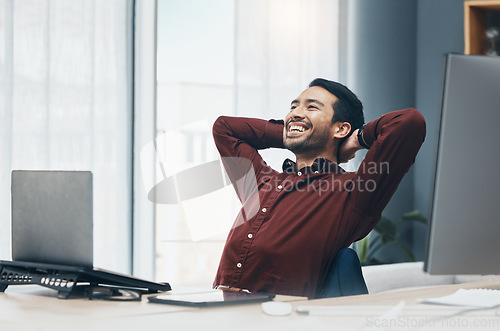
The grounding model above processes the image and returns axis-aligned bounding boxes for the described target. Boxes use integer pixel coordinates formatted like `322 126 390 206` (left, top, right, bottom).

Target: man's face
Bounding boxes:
283 86 337 155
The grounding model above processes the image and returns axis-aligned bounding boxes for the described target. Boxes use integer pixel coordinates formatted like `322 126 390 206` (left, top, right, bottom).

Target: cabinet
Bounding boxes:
465 0 500 55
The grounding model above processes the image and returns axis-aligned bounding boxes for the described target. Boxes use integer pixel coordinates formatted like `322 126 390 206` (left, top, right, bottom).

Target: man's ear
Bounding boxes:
332 122 351 139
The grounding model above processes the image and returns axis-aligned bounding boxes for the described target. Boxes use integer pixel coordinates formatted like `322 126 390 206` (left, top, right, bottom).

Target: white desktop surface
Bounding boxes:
2 280 500 330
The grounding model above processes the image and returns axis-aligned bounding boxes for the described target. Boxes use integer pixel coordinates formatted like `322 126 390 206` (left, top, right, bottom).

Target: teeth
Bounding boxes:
289 125 305 132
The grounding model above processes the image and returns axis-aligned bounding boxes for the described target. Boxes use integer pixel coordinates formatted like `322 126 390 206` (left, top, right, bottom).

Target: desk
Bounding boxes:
1 280 500 330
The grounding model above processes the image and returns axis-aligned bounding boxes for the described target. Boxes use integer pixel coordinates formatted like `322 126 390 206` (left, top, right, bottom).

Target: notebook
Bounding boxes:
419 289 500 308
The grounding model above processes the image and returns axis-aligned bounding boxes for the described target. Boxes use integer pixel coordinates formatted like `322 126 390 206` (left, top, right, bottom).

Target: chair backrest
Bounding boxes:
316 247 368 298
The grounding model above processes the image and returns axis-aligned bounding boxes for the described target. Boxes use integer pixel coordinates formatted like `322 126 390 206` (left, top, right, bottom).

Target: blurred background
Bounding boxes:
0 0 475 287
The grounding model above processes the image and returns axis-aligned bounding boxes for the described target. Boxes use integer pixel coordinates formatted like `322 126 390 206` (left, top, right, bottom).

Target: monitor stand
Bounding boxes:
0 260 171 299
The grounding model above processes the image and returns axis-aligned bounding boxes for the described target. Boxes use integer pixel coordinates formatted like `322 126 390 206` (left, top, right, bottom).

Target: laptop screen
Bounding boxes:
11 170 93 267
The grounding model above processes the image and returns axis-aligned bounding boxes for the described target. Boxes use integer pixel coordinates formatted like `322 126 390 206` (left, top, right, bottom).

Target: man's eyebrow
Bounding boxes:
306 99 325 107
290 99 325 106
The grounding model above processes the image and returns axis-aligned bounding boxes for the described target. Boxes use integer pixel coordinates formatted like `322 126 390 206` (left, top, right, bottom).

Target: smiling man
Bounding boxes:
212 78 426 298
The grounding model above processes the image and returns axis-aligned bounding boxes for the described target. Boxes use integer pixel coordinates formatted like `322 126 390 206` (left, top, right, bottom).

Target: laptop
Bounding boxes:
0 170 170 298
11 170 94 267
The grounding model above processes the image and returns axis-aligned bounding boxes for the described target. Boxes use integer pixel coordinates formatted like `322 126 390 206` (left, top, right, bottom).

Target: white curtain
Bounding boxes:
0 0 133 273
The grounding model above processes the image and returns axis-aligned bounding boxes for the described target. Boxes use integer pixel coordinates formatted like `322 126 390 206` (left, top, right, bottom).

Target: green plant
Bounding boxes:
352 210 428 266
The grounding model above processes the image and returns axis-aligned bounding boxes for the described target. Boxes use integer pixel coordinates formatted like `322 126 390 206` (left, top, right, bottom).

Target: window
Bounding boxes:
150 0 340 286
153 0 235 287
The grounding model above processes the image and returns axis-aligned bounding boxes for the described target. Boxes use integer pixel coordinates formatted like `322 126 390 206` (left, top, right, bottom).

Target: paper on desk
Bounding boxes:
418 288 500 308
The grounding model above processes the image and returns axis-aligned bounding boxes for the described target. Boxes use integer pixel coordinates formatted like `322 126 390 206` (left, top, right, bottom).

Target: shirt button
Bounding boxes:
277 185 283 190
262 208 267 213
237 263 242 268
297 171 302 176
247 233 253 239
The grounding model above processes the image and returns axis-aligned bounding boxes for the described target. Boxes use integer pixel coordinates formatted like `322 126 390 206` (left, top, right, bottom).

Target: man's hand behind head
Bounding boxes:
338 128 362 164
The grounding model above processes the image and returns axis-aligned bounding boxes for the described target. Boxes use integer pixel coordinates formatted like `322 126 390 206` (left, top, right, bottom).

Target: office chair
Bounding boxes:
316 248 369 298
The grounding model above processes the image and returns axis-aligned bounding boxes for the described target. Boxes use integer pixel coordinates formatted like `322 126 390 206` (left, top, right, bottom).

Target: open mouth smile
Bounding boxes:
287 121 311 137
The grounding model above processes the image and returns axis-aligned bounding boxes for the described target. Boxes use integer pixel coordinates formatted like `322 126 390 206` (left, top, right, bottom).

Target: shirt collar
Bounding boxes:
282 157 344 174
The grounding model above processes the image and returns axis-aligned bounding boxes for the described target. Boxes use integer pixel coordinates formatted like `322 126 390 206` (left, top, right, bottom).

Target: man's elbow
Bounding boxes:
212 116 230 138
402 108 426 142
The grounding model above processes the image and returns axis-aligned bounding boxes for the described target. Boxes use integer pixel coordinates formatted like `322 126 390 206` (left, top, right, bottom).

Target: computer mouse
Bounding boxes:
261 301 293 316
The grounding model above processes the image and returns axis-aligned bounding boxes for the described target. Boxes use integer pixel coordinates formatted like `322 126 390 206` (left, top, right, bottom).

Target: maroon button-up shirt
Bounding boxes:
212 108 426 298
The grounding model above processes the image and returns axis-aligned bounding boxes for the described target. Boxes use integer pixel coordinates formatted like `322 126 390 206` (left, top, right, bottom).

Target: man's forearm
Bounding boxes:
362 108 426 149
212 116 285 158
352 108 426 218
212 116 284 195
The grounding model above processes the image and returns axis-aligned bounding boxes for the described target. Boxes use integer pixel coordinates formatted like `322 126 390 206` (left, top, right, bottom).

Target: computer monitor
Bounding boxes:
424 54 500 275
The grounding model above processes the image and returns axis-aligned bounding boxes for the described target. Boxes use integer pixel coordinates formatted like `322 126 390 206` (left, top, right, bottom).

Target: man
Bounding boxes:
212 78 426 298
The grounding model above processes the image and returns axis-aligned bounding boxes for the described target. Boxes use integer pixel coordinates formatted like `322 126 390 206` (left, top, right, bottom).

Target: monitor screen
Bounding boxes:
425 54 500 275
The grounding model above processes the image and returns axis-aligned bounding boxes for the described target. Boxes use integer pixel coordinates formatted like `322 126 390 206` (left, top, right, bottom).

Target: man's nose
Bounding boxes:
290 105 306 118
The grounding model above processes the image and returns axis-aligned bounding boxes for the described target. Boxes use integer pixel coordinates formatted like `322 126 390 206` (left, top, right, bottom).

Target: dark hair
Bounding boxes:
309 78 364 135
